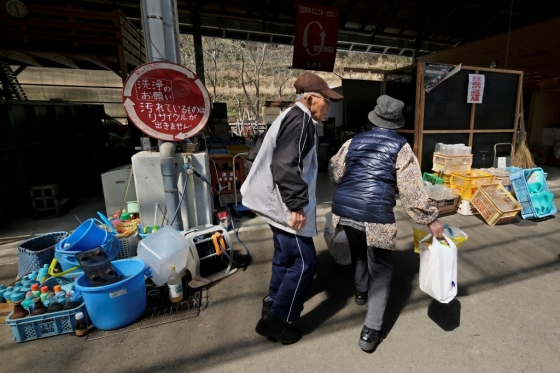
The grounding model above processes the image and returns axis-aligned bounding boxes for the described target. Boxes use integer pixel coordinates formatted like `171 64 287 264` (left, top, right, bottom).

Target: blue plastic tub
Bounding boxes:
64 219 108 252
75 259 147 330
55 235 120 271
509 167 557 219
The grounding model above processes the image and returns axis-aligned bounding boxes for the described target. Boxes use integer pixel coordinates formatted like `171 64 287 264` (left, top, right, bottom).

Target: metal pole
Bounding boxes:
140 0 184 230
191 0 205 84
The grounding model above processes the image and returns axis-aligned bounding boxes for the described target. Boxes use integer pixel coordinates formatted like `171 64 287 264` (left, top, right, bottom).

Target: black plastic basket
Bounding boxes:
17 231 68 278
75 247 120 287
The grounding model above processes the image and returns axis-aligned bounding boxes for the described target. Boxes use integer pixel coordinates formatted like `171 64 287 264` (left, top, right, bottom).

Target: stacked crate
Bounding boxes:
30 182 70 219
431 151 473 215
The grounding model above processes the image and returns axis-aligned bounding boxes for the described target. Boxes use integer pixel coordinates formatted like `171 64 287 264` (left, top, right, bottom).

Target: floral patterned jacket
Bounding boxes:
328 139 438 250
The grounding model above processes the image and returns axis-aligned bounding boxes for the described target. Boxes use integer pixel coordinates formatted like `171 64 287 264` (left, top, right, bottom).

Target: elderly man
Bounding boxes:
241 72 343 344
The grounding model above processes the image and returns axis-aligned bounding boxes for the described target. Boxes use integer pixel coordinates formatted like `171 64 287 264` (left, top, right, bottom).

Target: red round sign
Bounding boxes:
122 61 211 141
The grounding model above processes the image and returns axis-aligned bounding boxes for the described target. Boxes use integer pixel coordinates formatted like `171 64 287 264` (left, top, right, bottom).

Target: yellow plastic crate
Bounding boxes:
432 154 472 175
470 183 522 225
450 170 494 200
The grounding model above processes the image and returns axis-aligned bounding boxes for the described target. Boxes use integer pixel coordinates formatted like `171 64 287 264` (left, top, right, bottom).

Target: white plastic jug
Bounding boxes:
137 226 189 286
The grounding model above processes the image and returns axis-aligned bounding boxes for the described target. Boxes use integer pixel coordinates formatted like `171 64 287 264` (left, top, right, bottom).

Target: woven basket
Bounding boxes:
182 142 200 153
113 222 139 259
18 231 68 278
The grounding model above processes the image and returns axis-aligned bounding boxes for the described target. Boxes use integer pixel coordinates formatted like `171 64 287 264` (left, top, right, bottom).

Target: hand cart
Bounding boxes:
232 152 250 215
493 143 513 168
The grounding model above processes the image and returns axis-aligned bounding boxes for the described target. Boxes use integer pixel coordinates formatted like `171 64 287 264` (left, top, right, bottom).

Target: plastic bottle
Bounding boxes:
37 264 49 283
10 291 25 304
40 286 49 304
53 284 62 293
167 266 184 303
75 312 88 337
31 284 41 298
10 301 29 320
31 298 48 316
3 287 14 304
120 210 131 222
62 293 80 310
22 292 35 310
46 292 63 313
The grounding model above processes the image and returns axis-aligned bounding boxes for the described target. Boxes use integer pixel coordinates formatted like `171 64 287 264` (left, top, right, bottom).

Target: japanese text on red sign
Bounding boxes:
135 78 205 130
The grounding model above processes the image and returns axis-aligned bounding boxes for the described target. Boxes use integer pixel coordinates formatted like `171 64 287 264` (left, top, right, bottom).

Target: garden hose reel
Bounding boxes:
183 224 237 288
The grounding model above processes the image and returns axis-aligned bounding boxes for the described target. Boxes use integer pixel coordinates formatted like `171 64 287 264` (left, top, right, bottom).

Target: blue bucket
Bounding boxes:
55 235 121 271
64 219 108 252
75 259 147 330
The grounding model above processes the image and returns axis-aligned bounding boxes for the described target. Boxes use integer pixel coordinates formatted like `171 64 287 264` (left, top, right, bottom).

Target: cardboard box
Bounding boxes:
0 303 14 324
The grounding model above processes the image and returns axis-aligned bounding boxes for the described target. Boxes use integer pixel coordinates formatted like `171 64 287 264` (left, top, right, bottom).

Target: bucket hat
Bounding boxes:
368 95 405 129
294 72 344 101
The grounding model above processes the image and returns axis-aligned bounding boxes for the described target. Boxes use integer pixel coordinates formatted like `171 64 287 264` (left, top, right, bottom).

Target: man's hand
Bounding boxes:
427 219 444 238
289 209 307 230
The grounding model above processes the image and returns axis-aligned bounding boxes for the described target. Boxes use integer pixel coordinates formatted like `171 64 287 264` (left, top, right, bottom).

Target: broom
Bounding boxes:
512 98 536 169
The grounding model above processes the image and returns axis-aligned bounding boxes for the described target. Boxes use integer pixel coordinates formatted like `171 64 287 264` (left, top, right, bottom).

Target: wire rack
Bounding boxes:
86 277 202 341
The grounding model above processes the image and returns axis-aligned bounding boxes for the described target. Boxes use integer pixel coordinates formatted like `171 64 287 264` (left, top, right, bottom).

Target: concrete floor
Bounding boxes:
1 165 559 373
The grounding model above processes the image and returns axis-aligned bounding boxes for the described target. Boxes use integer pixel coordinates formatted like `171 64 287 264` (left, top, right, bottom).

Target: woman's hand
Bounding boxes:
427 219 444 238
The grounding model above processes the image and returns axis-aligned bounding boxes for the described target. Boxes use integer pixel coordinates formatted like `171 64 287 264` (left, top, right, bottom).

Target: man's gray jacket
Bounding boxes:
240 102 318 237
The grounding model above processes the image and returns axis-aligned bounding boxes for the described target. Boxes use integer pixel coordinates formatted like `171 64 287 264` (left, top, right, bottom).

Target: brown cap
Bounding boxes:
294 72 343 101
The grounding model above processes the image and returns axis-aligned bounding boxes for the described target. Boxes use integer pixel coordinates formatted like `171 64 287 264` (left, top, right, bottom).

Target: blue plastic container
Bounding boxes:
55 235 120 272
64 219 108 252
75 259 147 330
509 167 557 219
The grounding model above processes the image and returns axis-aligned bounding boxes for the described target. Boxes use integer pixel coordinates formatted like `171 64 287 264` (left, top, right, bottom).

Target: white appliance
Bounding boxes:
101 164 137 217
131 150 213 229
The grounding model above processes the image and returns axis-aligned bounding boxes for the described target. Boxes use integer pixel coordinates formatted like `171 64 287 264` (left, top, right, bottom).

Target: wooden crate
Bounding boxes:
30 182 70 219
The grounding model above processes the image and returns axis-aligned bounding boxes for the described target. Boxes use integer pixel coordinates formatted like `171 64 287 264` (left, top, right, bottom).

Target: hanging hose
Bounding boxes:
170 168 189 227
190 167 251 268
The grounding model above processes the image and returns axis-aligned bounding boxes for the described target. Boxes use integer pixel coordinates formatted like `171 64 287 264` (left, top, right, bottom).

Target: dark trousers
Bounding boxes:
343 226 393 331
268 225 317 323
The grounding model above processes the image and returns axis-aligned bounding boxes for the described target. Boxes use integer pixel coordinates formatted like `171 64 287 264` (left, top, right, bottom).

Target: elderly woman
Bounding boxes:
329 94 444 353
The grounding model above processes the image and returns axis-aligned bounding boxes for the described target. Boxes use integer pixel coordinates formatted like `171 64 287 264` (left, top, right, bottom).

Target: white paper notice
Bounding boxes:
467 74 485 104
497 157 507 169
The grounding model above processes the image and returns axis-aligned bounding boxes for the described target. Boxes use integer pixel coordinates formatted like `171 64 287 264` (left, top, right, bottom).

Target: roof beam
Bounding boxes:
0 50 41 67
177 14 449 53
371 0 406 40
29 52 80 69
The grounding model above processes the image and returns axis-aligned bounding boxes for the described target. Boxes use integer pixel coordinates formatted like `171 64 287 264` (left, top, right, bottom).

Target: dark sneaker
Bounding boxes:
358 325 382 352
355 291 367 305
262 295 273 316
255 309 302 345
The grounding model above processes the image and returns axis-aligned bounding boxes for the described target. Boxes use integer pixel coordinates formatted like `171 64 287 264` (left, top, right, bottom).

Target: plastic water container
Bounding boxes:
137 226 189 286
75 259 147 330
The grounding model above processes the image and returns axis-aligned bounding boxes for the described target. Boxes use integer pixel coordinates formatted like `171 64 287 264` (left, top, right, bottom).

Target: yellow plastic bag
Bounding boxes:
413 225 468 254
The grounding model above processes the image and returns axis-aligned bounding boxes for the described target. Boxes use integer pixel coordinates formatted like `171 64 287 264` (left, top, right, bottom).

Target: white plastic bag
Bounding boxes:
323 212 351 265
419 233 458 303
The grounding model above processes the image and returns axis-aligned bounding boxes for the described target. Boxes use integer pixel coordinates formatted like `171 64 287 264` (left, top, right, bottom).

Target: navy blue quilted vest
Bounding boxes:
332 127 407 224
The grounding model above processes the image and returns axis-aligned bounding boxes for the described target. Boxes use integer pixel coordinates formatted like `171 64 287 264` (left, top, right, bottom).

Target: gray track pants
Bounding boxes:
343 226 393 331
